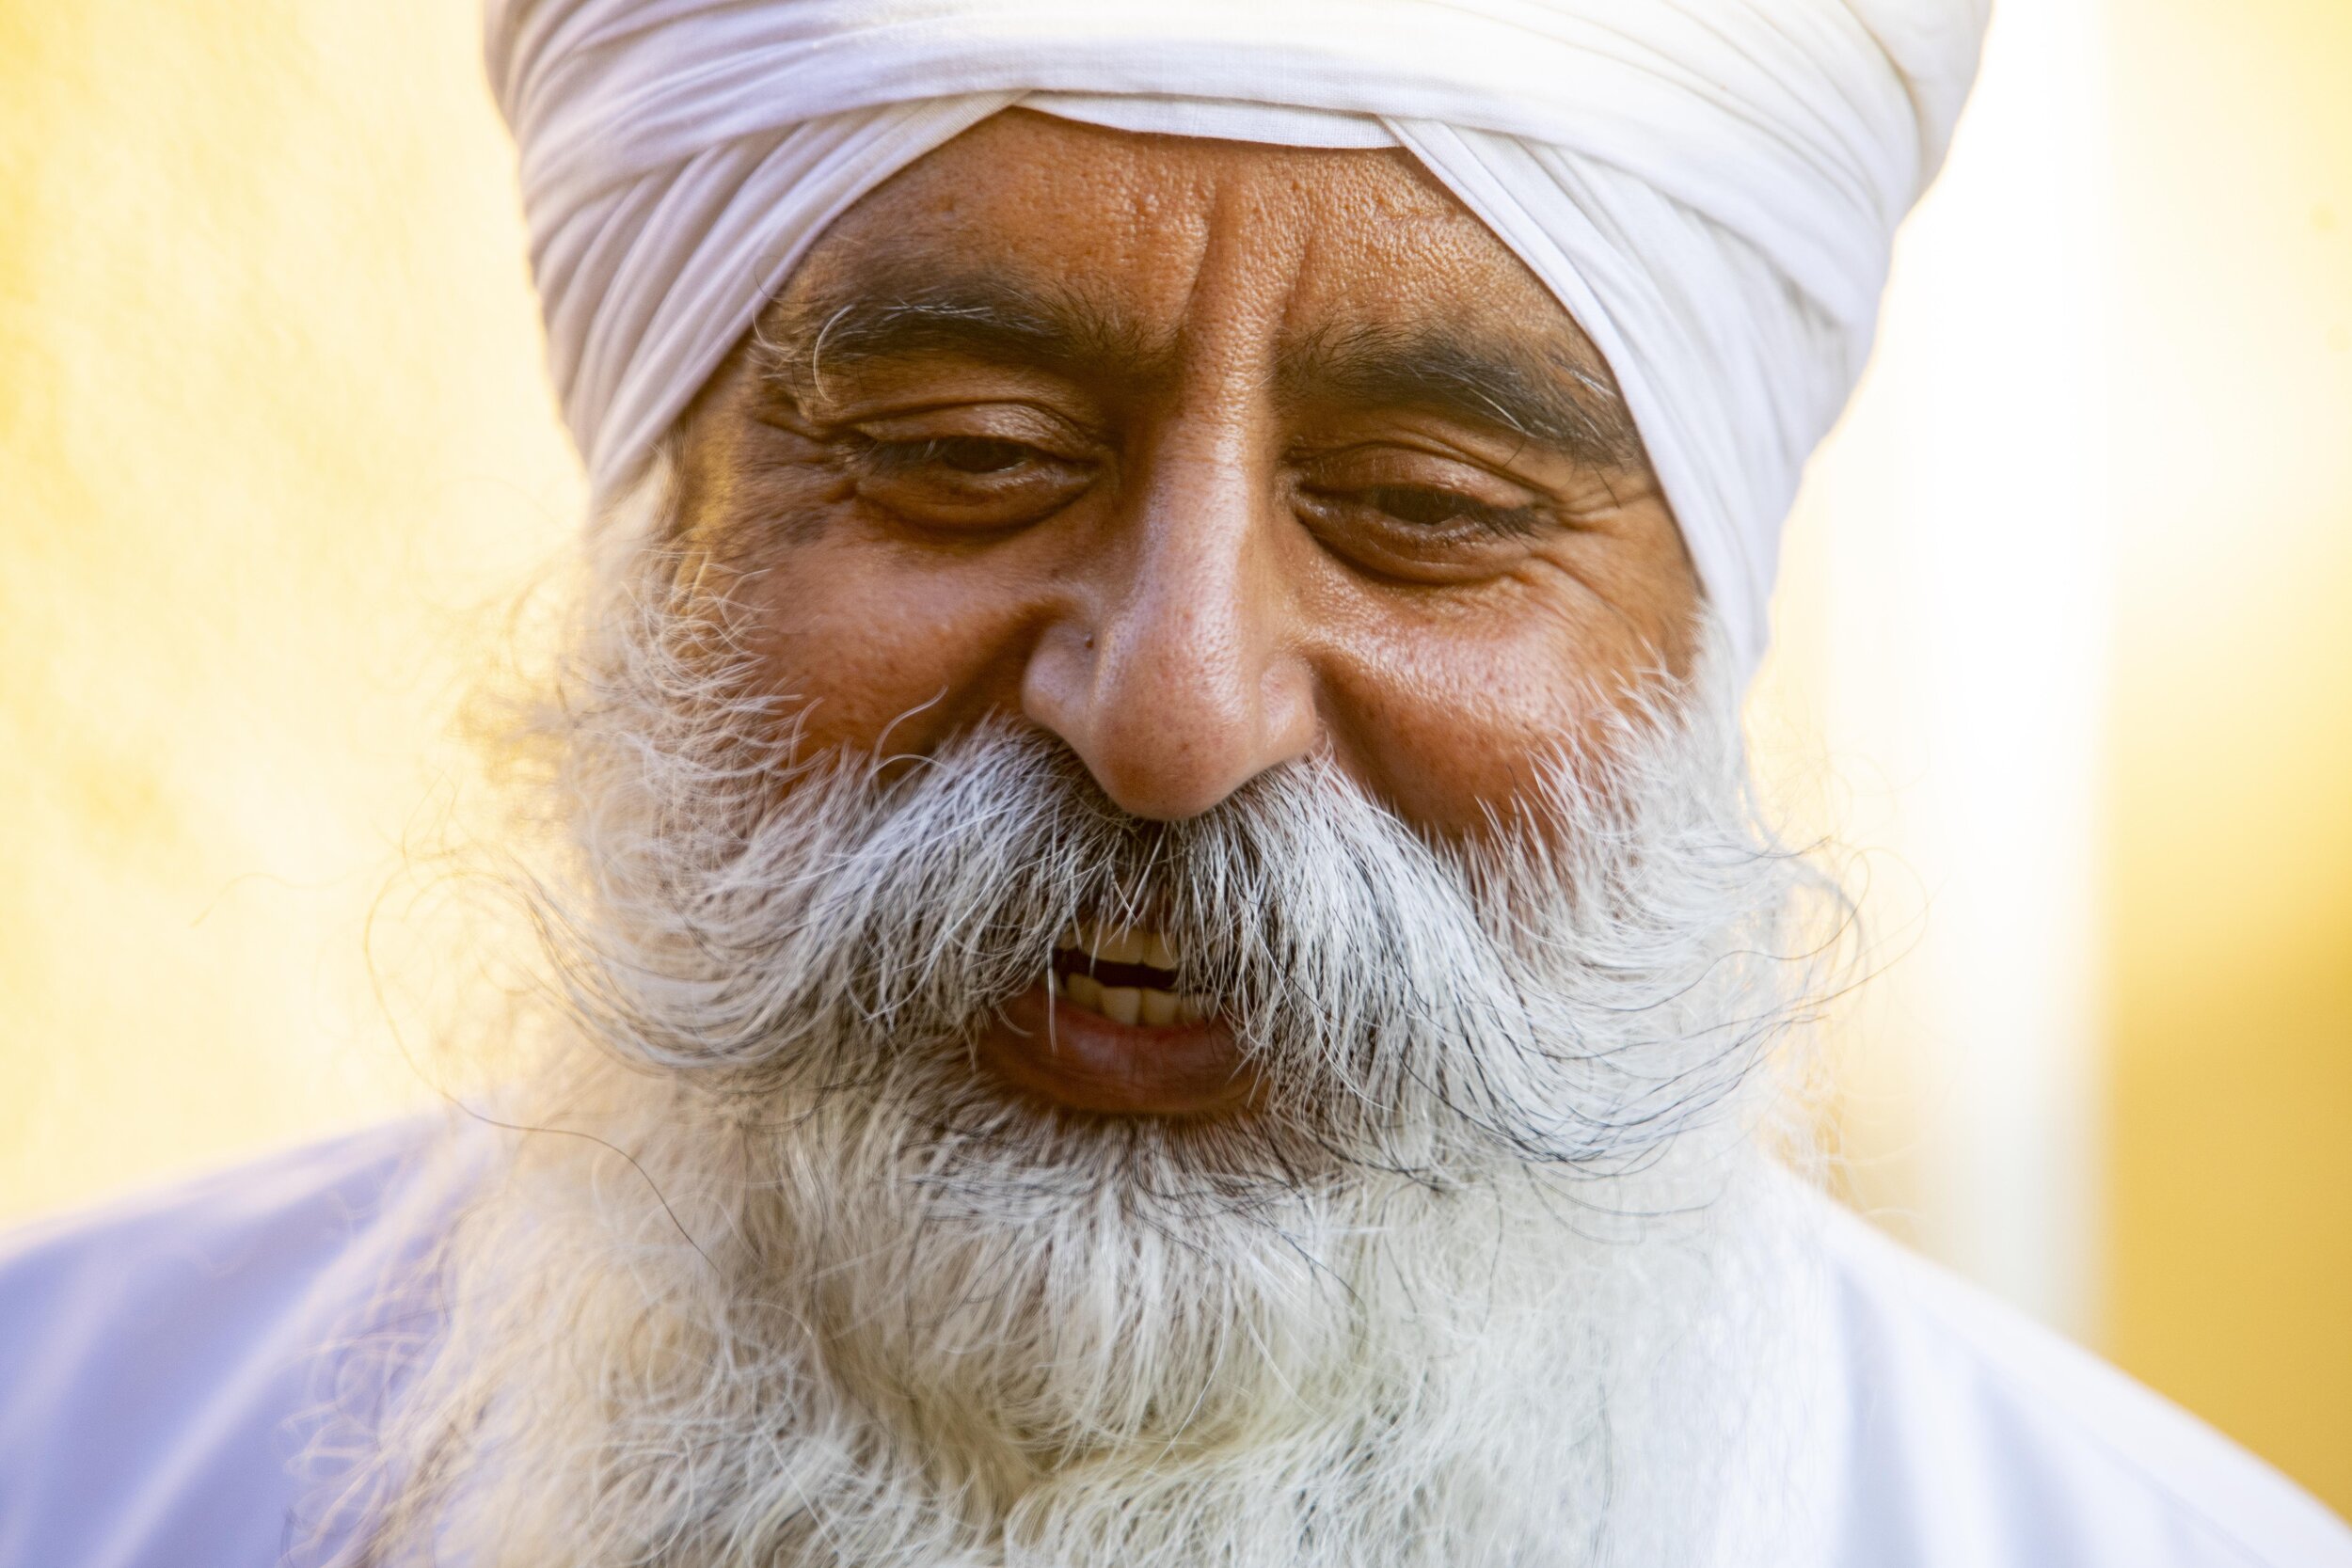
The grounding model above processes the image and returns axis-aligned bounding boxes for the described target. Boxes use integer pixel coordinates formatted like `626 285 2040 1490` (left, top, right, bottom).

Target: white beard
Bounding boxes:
325 522 1842 1567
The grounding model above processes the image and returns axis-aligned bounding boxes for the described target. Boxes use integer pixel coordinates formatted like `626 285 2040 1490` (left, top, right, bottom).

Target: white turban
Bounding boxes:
487 0 1987 673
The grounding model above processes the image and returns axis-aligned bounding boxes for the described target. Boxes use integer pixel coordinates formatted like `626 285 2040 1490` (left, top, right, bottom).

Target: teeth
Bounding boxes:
1056 921 1183 970
1051 919 1207 1025
1053 968 1211 1028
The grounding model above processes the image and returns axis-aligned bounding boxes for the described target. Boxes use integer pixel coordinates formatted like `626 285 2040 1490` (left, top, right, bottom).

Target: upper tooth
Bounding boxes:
1057 923 1182 970
1074 923 1131 964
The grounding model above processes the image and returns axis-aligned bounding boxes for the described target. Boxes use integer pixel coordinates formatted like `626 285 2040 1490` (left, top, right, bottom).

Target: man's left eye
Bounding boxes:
1311 483 1546 543
1357 484 1535 533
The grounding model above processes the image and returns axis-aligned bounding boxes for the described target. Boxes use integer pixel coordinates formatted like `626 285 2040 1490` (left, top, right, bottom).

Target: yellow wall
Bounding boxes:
0 0 576 1221
0 0 2344 1521
2098 0 2352 1514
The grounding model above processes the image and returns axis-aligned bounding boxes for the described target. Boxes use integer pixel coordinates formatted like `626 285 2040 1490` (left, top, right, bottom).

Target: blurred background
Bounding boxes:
2 0 2346 1514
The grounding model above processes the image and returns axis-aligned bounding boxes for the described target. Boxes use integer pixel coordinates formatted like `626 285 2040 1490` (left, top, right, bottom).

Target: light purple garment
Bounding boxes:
2 1122 2346 1567
0 1122 469 1568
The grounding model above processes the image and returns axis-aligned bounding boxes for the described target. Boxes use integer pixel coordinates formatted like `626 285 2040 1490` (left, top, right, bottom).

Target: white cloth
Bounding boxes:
4 1123 2348 1567
485 0 1991 673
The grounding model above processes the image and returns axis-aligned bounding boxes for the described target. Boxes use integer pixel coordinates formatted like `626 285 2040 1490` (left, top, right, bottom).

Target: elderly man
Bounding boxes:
3 3 2347 1565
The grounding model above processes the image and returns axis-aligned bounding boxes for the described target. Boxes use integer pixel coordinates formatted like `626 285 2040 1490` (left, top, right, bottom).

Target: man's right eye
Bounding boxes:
846 426 1095 531
865 436 1036 476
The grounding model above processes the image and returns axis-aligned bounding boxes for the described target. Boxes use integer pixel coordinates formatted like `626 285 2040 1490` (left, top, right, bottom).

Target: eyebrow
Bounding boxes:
1280 321 1644 472
754 270 1168 403
753 269 1645 472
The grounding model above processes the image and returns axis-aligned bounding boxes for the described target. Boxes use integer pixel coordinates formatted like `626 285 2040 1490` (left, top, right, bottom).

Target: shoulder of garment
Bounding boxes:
1812 1196 2352 1568
0 1115 470 1568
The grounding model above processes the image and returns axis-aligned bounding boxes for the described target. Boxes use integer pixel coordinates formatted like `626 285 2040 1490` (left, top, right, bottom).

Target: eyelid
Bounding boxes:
841 398 1101 454
856 434 1040 476
1292 430 1574 498
844 424 1100 534
1301 484 1552 542
1293 496 1546 586
1296 443 1549 517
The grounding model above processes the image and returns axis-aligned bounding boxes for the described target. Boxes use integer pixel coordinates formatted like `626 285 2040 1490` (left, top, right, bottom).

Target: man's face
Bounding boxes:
365 116 1810 1568
660 109 1700 1118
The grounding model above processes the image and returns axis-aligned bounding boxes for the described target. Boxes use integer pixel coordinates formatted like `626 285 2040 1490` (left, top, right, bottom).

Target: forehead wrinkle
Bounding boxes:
751 259 1177 408
1278 318 1645 473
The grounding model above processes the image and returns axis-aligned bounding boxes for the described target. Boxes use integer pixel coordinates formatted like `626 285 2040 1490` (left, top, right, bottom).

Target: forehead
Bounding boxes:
787 108 1586 348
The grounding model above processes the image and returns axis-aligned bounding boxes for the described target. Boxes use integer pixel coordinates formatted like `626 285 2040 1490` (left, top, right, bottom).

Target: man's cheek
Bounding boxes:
1367 723 1586 840
738 588 993 756
1318 638 1604 835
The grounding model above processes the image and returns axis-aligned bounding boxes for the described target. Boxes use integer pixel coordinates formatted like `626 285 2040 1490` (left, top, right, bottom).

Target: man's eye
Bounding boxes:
866 436 1038 476
1291 466 1561 583
1364 485 1476 528
846 426 1094 531
1348 484 1545 538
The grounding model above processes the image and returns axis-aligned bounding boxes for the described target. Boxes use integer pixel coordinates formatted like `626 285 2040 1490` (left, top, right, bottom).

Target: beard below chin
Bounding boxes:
329 613 1838 1568
341 1055 1827 1568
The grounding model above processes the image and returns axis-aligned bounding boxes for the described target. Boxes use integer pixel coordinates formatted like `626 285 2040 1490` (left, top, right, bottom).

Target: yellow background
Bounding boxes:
2096 0 2352 1509
2 0 2346 1516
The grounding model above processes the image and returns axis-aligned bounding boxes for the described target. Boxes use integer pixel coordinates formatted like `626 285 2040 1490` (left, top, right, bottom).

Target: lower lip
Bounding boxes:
976 981 1257 1117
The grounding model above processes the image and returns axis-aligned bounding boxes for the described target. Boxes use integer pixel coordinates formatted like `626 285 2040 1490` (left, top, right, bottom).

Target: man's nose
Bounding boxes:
1021 451 1318 821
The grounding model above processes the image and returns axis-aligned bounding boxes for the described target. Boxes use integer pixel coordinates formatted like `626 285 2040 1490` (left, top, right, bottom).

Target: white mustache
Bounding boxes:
536 610 1810 1180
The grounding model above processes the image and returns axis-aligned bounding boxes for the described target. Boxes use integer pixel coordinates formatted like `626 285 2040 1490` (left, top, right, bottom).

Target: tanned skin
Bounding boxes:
667 109 1701 1116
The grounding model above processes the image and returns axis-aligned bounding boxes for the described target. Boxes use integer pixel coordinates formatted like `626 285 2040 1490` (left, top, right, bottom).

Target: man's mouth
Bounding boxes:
972 920 1254 1117
1048 922 1214 1026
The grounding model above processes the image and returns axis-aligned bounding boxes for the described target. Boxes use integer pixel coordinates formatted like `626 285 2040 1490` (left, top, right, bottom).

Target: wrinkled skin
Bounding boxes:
664 108 1703 1113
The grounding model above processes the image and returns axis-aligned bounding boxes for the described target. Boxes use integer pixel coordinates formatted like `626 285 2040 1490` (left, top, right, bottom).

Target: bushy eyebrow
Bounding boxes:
752 268 1646 472
753 269 1168 404
1281 321 1645 473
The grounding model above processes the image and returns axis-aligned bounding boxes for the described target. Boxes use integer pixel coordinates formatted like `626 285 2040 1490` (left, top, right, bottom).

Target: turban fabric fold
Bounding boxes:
487 0 1988 673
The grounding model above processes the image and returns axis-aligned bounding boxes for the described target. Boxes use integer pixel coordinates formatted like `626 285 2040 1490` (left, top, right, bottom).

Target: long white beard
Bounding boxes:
327 560 1840 1568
